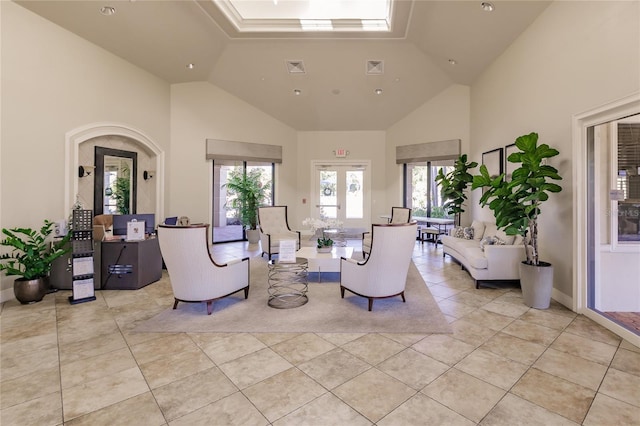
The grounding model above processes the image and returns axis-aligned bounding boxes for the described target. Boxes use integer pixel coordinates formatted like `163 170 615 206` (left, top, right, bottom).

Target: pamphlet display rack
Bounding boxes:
69 209 97 305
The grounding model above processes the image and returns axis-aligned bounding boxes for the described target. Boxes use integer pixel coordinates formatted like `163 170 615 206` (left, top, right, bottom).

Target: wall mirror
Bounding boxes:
94 147 137 215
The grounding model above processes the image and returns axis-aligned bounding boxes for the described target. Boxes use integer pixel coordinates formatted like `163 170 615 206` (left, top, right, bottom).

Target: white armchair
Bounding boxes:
258 206 301 260
362 207 412 256
157 224 250 315
342 222 417 311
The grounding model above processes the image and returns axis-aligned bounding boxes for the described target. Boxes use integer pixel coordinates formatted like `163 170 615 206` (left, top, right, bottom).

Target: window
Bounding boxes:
404 161 454 218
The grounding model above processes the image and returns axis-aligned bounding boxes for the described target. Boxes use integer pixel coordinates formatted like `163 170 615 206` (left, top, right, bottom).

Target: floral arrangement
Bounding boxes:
317 236 334 248
302 217 344 234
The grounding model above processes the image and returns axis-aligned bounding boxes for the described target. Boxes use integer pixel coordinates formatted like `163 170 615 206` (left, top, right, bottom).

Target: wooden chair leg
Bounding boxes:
206 301 213 315
401 292 406 303
340 286 345 298
173 299 179 310
368 298 373 311
244 286 249 299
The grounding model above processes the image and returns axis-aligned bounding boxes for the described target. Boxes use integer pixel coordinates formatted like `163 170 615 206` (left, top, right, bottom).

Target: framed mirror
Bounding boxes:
94 147 137 215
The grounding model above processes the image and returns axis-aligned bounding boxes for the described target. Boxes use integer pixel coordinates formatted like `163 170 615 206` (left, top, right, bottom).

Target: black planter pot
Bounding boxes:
14 277 47 304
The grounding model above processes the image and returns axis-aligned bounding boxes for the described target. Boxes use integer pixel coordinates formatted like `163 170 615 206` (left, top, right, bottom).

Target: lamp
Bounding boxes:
143 170 155 180
78 165 95 178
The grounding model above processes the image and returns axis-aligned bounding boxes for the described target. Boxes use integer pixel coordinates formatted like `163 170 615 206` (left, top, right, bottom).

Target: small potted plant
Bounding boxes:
0 220 71 304
225 168 269 244
472 132 562 309
316 236 334 253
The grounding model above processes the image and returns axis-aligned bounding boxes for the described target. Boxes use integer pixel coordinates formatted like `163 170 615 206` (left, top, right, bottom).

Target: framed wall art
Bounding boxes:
504 143 519 181
482 148 504 180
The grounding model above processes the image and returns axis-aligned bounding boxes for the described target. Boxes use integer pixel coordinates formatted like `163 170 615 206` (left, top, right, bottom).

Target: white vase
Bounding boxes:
519 261 553 309
316 246 333 253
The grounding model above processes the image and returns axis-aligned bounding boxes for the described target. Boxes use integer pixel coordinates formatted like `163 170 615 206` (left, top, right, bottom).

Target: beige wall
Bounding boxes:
386 84 472 222
295 131 386 228
169 82 297 224
470 1 640 300
1 2 170 298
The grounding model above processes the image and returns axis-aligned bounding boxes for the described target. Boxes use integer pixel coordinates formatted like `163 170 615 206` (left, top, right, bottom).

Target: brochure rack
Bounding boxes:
69 209 97 304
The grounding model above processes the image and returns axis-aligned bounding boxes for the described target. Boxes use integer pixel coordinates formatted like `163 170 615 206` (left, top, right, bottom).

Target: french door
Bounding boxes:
312 162 370 229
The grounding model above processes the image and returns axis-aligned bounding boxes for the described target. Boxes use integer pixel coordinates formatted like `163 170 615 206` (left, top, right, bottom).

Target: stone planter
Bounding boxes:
246 229 260 244
316 246 333 253
519 261 553 309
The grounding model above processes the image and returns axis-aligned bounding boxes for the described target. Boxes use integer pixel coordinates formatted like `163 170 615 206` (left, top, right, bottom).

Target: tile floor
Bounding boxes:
1 239 639 425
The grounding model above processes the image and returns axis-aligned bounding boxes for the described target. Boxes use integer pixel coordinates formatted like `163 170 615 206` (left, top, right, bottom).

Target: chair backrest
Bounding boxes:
258 206 291 234
390 207 412 224
157 224 231 300
364 222 418 295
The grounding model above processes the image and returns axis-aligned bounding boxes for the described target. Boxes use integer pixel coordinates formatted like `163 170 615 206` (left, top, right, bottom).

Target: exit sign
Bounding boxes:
335 148 347 157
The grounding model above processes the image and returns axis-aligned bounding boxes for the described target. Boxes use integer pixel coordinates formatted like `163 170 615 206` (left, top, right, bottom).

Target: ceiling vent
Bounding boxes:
366 60 384 75
286 60 306 74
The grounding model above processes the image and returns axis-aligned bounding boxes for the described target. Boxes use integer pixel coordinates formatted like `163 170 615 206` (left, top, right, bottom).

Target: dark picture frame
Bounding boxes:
482 148 504 180
504 143 518 182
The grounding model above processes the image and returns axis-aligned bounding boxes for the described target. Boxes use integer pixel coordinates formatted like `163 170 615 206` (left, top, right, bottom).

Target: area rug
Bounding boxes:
134 255 452 334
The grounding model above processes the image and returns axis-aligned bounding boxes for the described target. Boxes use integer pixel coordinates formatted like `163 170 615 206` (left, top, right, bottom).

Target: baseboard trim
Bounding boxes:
552 288 573 311
0 287 15 304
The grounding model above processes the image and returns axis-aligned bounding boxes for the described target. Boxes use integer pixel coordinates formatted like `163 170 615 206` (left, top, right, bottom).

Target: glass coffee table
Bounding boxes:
267 257 309 308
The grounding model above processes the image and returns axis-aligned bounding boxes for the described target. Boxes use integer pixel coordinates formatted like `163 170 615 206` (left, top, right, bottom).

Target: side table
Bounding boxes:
267 257 309 308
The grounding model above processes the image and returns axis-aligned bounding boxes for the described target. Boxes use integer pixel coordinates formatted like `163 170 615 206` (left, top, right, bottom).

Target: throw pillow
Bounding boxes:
463 226 474 240
493 236 506 245
470 220 486 240
453 227 465 238
479 236 495 251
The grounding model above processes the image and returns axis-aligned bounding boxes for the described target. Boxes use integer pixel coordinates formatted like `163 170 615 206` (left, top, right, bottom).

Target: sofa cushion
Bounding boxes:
471 220 486 240
465 247 489 269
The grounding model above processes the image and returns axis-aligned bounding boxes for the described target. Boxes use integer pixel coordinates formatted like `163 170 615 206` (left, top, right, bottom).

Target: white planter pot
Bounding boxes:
519 261 553 309
246 229 260 244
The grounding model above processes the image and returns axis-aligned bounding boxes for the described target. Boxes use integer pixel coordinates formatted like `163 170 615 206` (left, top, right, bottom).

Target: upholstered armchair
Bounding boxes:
157 224 250 315
362 207 412 256
342 221 418 311
258 206 301 260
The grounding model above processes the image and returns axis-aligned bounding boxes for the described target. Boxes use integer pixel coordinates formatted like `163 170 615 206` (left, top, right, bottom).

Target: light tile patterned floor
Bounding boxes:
1 240 639 425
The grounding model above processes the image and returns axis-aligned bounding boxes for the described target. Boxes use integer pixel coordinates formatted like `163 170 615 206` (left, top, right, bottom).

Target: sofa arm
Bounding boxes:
484 245 526 278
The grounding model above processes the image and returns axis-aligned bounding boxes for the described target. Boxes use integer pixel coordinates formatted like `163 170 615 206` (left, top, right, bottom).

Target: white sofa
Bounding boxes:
441 220 525 288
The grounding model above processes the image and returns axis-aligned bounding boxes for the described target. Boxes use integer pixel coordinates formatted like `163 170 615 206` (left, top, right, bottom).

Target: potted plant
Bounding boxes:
435 154 478 226
472 132 562 309
316 236 334 253
226 168 269 244
0 220 71 304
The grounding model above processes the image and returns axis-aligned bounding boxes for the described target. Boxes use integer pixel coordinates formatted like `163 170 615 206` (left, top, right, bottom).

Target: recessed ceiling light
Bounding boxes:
293 89 301 96
100 6 116 16
186 63 195 70
481 2 494 12
374 88 383 95
448 59 457 65
331 89 341 95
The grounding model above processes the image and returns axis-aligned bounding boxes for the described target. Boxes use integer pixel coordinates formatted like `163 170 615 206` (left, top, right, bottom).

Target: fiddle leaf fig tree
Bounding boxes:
435 154 478 226
471 132 562 266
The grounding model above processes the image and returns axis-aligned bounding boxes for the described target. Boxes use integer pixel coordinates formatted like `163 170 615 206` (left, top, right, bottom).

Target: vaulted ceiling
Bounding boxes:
16 1 550 131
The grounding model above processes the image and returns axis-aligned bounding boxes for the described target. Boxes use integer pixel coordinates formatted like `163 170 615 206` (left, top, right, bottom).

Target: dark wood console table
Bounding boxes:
100 237 162 290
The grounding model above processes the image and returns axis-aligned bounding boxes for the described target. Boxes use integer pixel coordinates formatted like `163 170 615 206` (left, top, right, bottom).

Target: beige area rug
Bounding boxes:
134 256 452 334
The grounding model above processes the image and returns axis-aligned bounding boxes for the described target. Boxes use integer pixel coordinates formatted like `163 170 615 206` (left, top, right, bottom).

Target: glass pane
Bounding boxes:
431 164 454 218
617 121 640 243
345 170 363 219
247 163 273 206
320 170 337 219
409 163 428 217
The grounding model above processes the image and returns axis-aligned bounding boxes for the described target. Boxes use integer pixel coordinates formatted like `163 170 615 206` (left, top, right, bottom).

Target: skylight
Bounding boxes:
215 0 393 33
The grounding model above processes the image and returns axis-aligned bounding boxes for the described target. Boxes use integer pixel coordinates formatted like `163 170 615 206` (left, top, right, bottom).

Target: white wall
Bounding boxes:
169 82 297 224
1 3 171 300
295 131 386 228
470 1 640 300
386 84 472 222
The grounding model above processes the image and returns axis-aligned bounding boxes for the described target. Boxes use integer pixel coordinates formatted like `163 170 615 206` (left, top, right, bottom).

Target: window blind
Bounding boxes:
395 139 460 164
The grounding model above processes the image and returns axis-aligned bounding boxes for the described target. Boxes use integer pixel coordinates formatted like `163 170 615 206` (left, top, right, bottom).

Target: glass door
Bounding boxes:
313 163 369 230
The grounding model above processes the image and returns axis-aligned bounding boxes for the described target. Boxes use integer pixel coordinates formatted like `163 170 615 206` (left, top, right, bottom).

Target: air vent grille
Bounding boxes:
286 60 306 74
366 60 384 75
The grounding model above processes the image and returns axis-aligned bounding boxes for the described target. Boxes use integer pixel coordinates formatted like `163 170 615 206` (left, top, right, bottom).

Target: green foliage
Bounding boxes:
471 132 562 265
112 169 131 215
0 220 71 280
226 169 269 230
429 206 446 218
317 237 334 248
435 154 478 225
